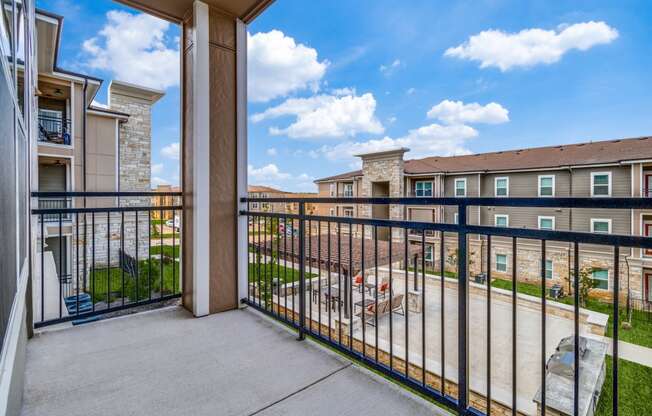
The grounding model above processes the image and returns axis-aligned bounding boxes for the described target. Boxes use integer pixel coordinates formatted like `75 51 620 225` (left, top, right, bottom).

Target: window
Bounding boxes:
592 269 609 290
454 213 459 224
329 208 335 216
454 178 466 197
251 202 259 210
538 175 555 197
538 216 555 230
425 245 434 262
343 208 354 217
545 259 553 279
495 214 509 227
329 183 336 197
591 172 611 197
591 218 612 234
343 183 353 197
261 202 270 210
496 254 507 272
415 181 433 197
495 177 509 197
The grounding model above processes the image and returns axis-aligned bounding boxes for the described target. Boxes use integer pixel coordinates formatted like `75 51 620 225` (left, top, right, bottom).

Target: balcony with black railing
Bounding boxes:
37 115 72 145
21 195 652 416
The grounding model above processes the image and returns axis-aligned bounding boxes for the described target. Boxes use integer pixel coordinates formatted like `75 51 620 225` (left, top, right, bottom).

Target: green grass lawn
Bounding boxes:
248 261 316 285
596 357 652 416
491 278 652 348
88 259 180 303
150 245 180 259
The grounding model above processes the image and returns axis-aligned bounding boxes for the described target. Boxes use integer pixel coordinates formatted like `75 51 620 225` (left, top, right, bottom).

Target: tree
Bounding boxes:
567 266 597 307
446 249 475 276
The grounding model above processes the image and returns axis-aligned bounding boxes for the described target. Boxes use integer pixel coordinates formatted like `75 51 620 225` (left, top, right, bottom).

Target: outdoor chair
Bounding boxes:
390 294 405 316
352 273 363 292
377 281 389 299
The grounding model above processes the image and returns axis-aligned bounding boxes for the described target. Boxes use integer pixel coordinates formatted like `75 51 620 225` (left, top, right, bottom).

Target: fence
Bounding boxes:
241 196 652 416
31 191 183 327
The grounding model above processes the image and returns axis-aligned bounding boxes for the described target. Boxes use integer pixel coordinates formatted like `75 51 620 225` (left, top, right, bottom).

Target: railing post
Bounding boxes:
297 202 306 341
457 201 469 412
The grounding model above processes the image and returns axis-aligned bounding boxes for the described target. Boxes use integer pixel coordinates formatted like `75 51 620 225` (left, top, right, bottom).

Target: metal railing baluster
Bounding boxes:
512 237 517 416
573 242 580 416
487 234 492 414
540 239 546 416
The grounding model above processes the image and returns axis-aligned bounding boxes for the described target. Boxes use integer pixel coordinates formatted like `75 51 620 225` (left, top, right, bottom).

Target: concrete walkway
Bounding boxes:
22 306 450 416
585 334 652 367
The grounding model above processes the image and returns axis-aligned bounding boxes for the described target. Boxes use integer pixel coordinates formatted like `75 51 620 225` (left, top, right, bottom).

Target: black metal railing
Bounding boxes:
38 115 71 145
241 196 652 416
38 197 72 221
31 191 183 328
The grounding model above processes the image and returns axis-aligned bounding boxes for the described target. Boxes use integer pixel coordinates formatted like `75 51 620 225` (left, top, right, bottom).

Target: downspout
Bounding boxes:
82 79 88 290
82 79 87 197
567 166 573 294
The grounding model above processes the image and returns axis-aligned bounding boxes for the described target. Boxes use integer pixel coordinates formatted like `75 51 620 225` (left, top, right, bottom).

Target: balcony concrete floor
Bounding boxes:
21 306 450 416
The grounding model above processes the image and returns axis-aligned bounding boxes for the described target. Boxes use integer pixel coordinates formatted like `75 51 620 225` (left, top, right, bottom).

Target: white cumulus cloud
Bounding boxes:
319 123 478 167
248 164 315 192
251 92 384 139
266 147 278 156
151 163 163 175
161 142 180 160
248 30 328 102
427 100 509 125
82 10 179 90
445 21 618 71
379 59 402 76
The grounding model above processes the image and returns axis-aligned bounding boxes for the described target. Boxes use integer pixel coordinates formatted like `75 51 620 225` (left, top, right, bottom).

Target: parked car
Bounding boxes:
165 216 181 231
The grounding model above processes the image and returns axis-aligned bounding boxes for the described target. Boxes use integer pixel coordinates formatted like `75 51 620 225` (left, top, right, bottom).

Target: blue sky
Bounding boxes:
37 0 652 192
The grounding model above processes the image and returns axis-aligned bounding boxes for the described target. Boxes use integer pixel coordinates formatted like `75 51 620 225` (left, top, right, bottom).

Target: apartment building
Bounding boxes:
34 10 163 307
248 185 317 215
315 138 652 302
152 184 182 220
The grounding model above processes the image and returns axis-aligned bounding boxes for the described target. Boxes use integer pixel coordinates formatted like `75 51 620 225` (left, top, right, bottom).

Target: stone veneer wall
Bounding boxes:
407 237 642 301
359 151 405 242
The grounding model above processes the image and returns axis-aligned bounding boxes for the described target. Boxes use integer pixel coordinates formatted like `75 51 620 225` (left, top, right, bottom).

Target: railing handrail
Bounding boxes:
242 196 652 209
32 191 183 198
38 114 71 123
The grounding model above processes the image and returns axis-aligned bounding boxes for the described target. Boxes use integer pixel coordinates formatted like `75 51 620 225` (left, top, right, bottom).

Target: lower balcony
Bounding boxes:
21 306 446 416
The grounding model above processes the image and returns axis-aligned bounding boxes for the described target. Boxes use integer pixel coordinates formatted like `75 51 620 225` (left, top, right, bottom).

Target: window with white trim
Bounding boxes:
495 177 509 197
425 245 434 262
329 183 336 197
591 172 611 197
329 208 335 216
538 175 555 197
251 202 259 210
591 218 612 234
496 254 507 272
545 259 553 279
538 216 555 230
343 208 354 217
343 183 353 197
415 181 433 197
454 178 466 197
495 214 509 227
592 268 609 290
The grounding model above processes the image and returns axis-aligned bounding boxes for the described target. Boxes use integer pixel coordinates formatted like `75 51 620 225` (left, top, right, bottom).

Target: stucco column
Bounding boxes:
182 1 246 316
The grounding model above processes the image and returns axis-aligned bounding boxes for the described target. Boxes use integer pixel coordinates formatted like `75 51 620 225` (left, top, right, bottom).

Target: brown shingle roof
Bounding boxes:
248 185 285 193
404 136 652 174
314 170 362 183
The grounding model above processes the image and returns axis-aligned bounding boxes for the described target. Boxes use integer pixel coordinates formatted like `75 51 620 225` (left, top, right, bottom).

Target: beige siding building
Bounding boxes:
35 10 164 290
315 138 652 303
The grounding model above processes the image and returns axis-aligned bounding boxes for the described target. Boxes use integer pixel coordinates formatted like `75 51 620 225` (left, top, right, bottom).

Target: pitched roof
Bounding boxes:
314 136 652 182
405 136 652 174
248 185 284 193
314 170 362 183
